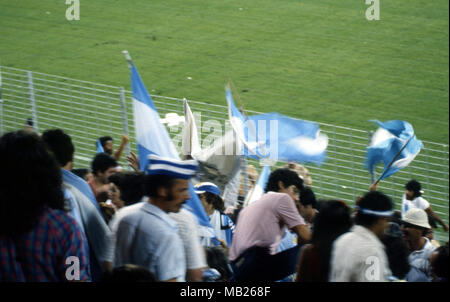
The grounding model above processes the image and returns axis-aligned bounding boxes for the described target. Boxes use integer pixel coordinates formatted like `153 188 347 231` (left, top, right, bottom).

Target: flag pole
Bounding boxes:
225 85 263 160
122 50 133 67
372 135 415 186
227 79 247 116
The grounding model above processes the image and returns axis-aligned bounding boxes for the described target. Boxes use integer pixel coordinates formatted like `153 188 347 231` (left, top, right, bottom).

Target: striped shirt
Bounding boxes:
0 207 90 282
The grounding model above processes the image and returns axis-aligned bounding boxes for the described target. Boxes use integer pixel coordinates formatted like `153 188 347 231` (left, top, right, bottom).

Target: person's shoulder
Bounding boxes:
300 243 315 256
333 229 360 251
416 196 429 206
43 208 83 238
262 191 293 204
45 207 75 225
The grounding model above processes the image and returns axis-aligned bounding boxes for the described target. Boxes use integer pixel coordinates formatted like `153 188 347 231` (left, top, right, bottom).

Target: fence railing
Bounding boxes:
0 65 448 243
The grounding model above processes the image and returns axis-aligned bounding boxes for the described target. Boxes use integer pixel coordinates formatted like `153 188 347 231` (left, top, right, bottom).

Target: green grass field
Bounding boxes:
0 0 448 144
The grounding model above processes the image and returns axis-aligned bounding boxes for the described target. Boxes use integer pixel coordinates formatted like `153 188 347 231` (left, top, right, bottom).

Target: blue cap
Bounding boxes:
145 154 198 179
194 182 221 196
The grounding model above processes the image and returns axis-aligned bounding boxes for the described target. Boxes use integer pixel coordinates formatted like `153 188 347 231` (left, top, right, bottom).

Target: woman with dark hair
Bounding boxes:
0 131 90 281
108 172 146 210
295 200 353 282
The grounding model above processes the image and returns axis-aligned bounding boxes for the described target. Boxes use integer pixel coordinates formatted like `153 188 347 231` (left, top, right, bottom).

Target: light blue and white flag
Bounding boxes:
366 120 423 181
128 59 216 241
96 139 104 153
226 88 328 164
245 164 271 206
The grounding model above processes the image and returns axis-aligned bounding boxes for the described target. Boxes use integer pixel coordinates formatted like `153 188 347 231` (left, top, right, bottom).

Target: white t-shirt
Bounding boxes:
330 225 392 282
401 194 430 216
170 209 208 270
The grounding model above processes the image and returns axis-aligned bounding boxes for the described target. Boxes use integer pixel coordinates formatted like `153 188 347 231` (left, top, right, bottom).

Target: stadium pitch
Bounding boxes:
0 0 448 144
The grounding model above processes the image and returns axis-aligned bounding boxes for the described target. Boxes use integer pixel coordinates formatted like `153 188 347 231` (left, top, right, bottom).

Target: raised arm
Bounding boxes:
113 134 130 161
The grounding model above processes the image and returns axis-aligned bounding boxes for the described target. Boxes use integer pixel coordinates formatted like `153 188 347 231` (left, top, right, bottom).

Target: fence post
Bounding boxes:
27 71 39 133
368 130 374 184
0 66 3 135
119 87 131 157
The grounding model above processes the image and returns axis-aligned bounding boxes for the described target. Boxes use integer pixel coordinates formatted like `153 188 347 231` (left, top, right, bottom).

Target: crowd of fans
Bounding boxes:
0 128 448 282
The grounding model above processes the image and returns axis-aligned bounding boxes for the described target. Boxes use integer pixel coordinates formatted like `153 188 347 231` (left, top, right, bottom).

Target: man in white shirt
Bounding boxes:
330 191 393 282
401 180 448 232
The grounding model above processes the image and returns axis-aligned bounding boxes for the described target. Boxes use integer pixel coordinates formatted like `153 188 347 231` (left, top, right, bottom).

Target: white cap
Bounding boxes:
402 208 431 229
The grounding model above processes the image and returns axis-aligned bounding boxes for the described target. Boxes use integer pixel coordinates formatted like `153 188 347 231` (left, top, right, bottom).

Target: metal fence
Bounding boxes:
0 65 448 243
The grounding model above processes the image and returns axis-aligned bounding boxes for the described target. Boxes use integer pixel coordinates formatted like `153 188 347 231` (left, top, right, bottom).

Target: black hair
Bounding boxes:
265 168 303 193
0 131 65 237
381 228 411 279
299 187 317 208
100 264 156 282
25 118 34 127
391 210 403 225
355 191 393 228
432 245 449 280
91 153 117 175
311 200 353 281
202 192 225 212
72 168 90 180
41 129 75 167
109 172 146 206
98 136 113 148
144 174 177 199
204 246 233 281
405 179 422 198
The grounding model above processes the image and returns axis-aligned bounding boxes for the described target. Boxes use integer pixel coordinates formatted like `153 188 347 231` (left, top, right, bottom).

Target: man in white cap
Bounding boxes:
113 154 198 282
401 208 437 282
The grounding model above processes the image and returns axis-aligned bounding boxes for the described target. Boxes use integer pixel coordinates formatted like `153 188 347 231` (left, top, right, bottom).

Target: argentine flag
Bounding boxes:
226 87 328 164
366 120 423 181
129 60 215 240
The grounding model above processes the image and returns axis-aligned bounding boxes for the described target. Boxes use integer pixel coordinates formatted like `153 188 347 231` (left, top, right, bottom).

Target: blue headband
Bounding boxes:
354 206 393 217
146 154 198 179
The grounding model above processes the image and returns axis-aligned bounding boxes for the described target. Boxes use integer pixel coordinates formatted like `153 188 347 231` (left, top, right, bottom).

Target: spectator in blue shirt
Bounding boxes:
113 155 199 281
42 129 114 280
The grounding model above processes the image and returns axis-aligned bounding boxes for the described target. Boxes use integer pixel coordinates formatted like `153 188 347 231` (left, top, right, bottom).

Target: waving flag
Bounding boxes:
366 120 423 181
126 52 215 240
245 164 271 206
182 99 201 158
226 87 328 164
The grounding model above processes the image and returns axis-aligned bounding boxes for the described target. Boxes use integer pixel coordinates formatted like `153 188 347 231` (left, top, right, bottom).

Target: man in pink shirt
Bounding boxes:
229 168 311 281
